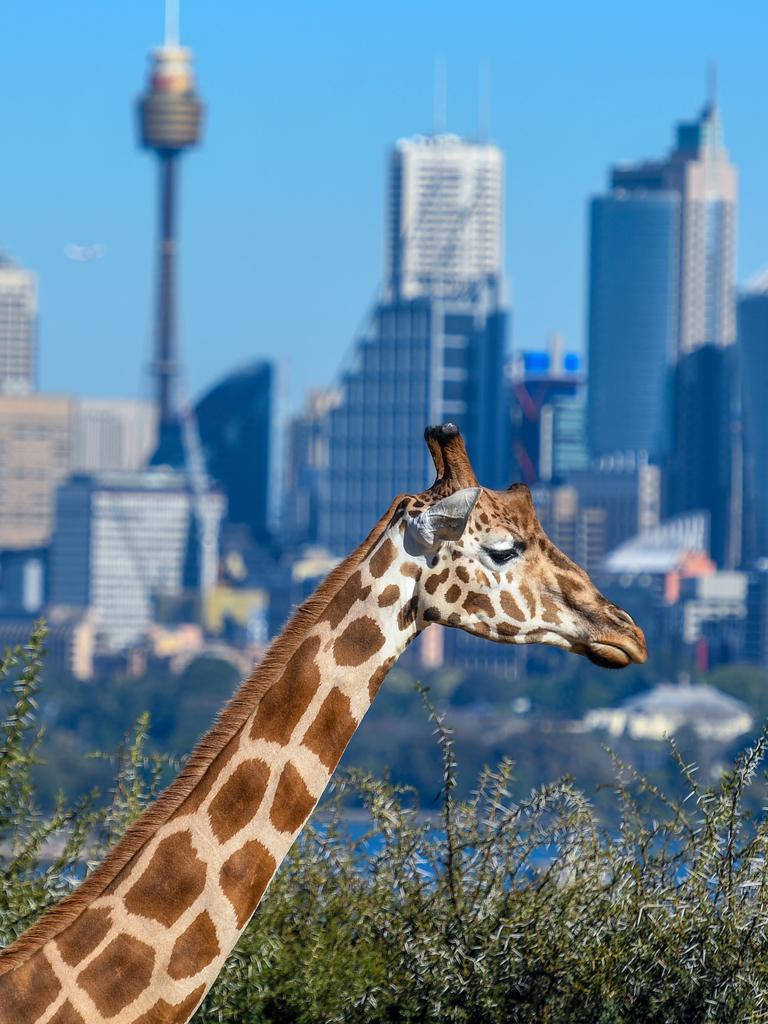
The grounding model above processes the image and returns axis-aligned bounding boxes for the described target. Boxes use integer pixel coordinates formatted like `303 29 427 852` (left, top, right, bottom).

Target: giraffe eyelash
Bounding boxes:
484 544 525 566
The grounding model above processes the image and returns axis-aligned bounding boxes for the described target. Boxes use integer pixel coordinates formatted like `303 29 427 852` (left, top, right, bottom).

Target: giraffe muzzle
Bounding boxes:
583 628 648 669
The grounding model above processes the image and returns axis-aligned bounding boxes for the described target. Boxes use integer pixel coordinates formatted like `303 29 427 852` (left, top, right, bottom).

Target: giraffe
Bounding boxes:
0 424 646 1023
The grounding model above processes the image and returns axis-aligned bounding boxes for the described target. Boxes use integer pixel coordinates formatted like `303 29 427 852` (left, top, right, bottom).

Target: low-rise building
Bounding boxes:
584 681 752 742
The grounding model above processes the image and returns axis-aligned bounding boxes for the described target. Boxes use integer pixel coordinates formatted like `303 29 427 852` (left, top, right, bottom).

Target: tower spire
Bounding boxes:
137 1 203 462
706 59 719 114
165 0 180 47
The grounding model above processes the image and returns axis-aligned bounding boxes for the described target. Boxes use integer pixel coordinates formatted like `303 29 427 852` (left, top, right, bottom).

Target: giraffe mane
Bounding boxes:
0 495 407 975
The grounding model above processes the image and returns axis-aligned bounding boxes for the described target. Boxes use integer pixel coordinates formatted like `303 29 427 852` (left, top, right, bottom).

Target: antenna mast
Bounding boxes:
478 61 491 141
165 0 180 47
433 57 447 134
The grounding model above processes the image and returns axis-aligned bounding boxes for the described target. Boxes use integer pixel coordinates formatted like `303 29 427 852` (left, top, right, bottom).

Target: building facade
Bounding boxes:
282 389 340 548
323 290 507 555
587 95 737 461
386 134 503 301
71 397 157 473
739 276 768 558
509 337 587 485
667 343 740 567
0 395 72 549
49 470 224 652
321 133 508 556
194 361 274 543
0 254 36 396
587 191 680 459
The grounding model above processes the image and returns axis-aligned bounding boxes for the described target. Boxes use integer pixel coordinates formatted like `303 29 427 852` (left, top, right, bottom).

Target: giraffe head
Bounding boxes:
403 424 646 668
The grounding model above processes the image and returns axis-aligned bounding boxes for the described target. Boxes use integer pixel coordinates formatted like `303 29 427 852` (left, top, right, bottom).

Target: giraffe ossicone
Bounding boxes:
0 424 646 1023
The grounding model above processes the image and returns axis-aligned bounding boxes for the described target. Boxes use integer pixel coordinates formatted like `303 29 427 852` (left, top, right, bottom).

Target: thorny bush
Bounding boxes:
3 626 768 1022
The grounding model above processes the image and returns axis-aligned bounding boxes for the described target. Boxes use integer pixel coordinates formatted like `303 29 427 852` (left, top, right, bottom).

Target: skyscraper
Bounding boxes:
137 4 203 462
386 134 503 300
667 344 740 567
321 134 508 555
194 361 274 543
71 398 157 473
0 395 71 549
0 253 36 396
738 275 768 557
611 96 737 355
587 92 737 461
587 191 680 459
49 470 224 652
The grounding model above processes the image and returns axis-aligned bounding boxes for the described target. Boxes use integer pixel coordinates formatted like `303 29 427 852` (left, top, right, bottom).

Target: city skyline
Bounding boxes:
1 2 767 413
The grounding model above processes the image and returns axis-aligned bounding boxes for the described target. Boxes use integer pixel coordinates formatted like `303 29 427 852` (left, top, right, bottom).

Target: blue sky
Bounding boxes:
1 1 767 414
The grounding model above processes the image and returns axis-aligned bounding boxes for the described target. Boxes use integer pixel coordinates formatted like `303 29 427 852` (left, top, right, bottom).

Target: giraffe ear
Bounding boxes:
409 488 481 547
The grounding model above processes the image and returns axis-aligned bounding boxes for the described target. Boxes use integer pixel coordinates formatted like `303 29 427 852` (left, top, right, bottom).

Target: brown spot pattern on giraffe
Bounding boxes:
220 840 277 929
207 758 270 843
368 656 395 699
541 595 562 625
78 933 155 1017
456 565 470 583
463 592 495 618
369 537 396 577
475 568 491 587
56 906 113 967
557 572 585 606
322 570 371 629
519 580 535 614
378 584 400 607
0 950 61 1024
302 687 357 769
49 1001 86 1024
397 594 419 630
497 621 520 637
548 545 577 571
424 606 441 622
334 616 385 667
168 910 221 980
124 831 206 928
400 562 421 579
131 985 206 1024
425 568 449 594
501 591 525 620
250 635 321 743
445 583 461 604
271 762 316 833
172 732 240 819
447 612 461 625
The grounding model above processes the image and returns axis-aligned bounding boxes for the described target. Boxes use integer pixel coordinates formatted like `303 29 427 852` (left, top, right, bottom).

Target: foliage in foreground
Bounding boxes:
4 628 768 1021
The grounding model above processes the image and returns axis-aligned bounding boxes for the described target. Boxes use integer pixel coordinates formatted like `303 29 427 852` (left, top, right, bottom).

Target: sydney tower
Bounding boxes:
137 2 203 463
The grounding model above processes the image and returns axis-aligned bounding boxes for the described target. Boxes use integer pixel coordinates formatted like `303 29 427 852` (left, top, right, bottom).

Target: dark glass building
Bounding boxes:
667 344 739 567
587 191 680 459
739 279 768 558
323 293 507 555
194 361 274 543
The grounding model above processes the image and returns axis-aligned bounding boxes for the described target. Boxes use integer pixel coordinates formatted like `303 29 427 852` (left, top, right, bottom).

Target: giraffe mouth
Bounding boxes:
583 634 647 669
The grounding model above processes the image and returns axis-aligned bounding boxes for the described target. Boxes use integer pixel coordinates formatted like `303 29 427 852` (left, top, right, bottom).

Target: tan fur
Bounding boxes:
0 495 405 976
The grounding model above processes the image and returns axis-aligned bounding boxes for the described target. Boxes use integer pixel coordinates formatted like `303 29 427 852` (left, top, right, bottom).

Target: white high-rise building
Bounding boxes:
71 398 157 473
49 470 224 652
322 132 508 556
0 253 36 395
386 134 503 300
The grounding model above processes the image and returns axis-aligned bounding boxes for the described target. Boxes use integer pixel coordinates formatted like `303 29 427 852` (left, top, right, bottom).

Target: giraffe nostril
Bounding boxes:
613 607 636 628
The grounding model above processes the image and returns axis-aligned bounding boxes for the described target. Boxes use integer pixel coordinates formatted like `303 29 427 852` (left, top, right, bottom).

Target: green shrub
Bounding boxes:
3 627 768 1022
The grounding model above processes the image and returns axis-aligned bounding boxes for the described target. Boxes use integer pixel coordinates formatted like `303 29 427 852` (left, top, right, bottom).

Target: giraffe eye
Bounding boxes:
485 546 522 566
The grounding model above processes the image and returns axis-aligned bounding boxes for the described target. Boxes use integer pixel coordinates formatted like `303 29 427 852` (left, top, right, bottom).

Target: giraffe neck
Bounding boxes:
0 519 421 1024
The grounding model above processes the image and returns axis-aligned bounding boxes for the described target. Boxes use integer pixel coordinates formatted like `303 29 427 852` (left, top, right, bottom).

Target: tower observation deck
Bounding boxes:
137 3 203 462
